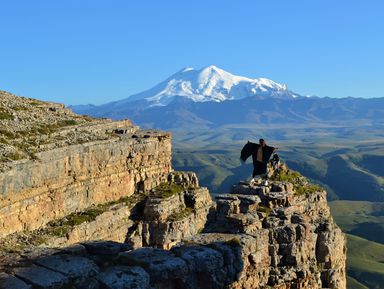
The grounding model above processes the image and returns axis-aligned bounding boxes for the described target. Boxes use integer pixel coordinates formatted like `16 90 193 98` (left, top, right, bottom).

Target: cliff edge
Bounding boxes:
0 92 346 289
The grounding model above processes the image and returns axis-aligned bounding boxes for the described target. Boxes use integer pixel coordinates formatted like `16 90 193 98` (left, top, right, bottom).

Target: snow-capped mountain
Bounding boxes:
122 65 299 106
70 66 384 130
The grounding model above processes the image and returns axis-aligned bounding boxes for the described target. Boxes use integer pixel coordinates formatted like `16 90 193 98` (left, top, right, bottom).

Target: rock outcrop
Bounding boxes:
0 93 346 288
202 178 346 289
0 171 346 289
128 172 213 250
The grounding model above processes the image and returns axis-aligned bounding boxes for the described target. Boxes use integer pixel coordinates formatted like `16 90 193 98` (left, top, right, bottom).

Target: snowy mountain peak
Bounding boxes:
178 67 195 73
126 66 298 106
199 65 227 76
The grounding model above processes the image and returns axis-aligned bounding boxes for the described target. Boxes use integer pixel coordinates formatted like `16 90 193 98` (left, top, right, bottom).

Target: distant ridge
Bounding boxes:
71 66 384 129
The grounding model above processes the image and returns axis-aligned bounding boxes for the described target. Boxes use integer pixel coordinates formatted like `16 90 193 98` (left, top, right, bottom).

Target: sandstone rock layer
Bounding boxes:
0 127 172 237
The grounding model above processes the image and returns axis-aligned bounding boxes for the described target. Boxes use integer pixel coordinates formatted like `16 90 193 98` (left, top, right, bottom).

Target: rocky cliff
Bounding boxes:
0 91 172 237
0 92 346 289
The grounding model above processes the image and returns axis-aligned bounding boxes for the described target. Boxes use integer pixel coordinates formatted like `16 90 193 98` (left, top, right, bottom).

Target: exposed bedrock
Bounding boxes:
0 126 172 238
0 173 346 289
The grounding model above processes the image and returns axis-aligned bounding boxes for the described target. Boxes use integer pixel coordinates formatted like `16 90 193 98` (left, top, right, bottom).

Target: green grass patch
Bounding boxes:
271 169 302 183
167 206 193 222
45 207 105 237
28 99 43 106
226 237 242 247
0 108 13 120
271 169 322 196
35 126 55 135
16 130 30 137
0 233 48 253
67 207 104 226
48 226 71 237
0 243 28 254
44 193 146 237
12 105 29 111
78 115 94 122
59 119 78 126
152 182 184 199
0 149 24 161
257 205 271 217
0 137 9 144
7 151 24 160
0 129 16 139
295 183 323 195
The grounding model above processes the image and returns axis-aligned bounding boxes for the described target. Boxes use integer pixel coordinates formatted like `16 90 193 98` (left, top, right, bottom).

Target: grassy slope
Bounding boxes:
346 234 384 289
347 276 370 289
330 201 384 288
330 201 384 244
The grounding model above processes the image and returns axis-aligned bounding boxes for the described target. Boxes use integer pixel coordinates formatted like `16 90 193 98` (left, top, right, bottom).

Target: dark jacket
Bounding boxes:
241 141 275 164
240 141 258 162
241 141 275 176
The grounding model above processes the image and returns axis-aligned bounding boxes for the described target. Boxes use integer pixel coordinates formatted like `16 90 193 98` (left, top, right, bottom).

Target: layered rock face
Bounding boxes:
0 91 173 238
0 124 172 238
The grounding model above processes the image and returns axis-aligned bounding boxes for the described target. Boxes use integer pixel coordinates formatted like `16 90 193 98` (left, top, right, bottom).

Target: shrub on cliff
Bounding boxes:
272 169 322 196
152 183 184 199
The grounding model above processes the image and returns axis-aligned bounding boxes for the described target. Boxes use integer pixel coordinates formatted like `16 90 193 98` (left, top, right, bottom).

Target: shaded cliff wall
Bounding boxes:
0 129 172 237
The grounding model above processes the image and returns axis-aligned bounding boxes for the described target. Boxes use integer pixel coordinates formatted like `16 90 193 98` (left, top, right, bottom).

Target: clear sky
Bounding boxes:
1 0 384 105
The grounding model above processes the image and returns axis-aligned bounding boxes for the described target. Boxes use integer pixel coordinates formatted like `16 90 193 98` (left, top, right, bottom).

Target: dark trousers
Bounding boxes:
253 161 267 177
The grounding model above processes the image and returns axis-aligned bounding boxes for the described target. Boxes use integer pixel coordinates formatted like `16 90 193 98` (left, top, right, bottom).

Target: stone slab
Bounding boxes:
35 254 99 279
82 241 130 255
97 266 150 289
14 265 70 289
0 272 32 289
118 247 188 281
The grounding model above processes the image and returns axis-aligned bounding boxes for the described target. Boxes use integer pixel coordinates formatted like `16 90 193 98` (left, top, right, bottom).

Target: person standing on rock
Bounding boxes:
240 138 278 184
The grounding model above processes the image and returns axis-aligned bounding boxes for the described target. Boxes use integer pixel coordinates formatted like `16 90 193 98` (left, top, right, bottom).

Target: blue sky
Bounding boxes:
1 0 384 104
